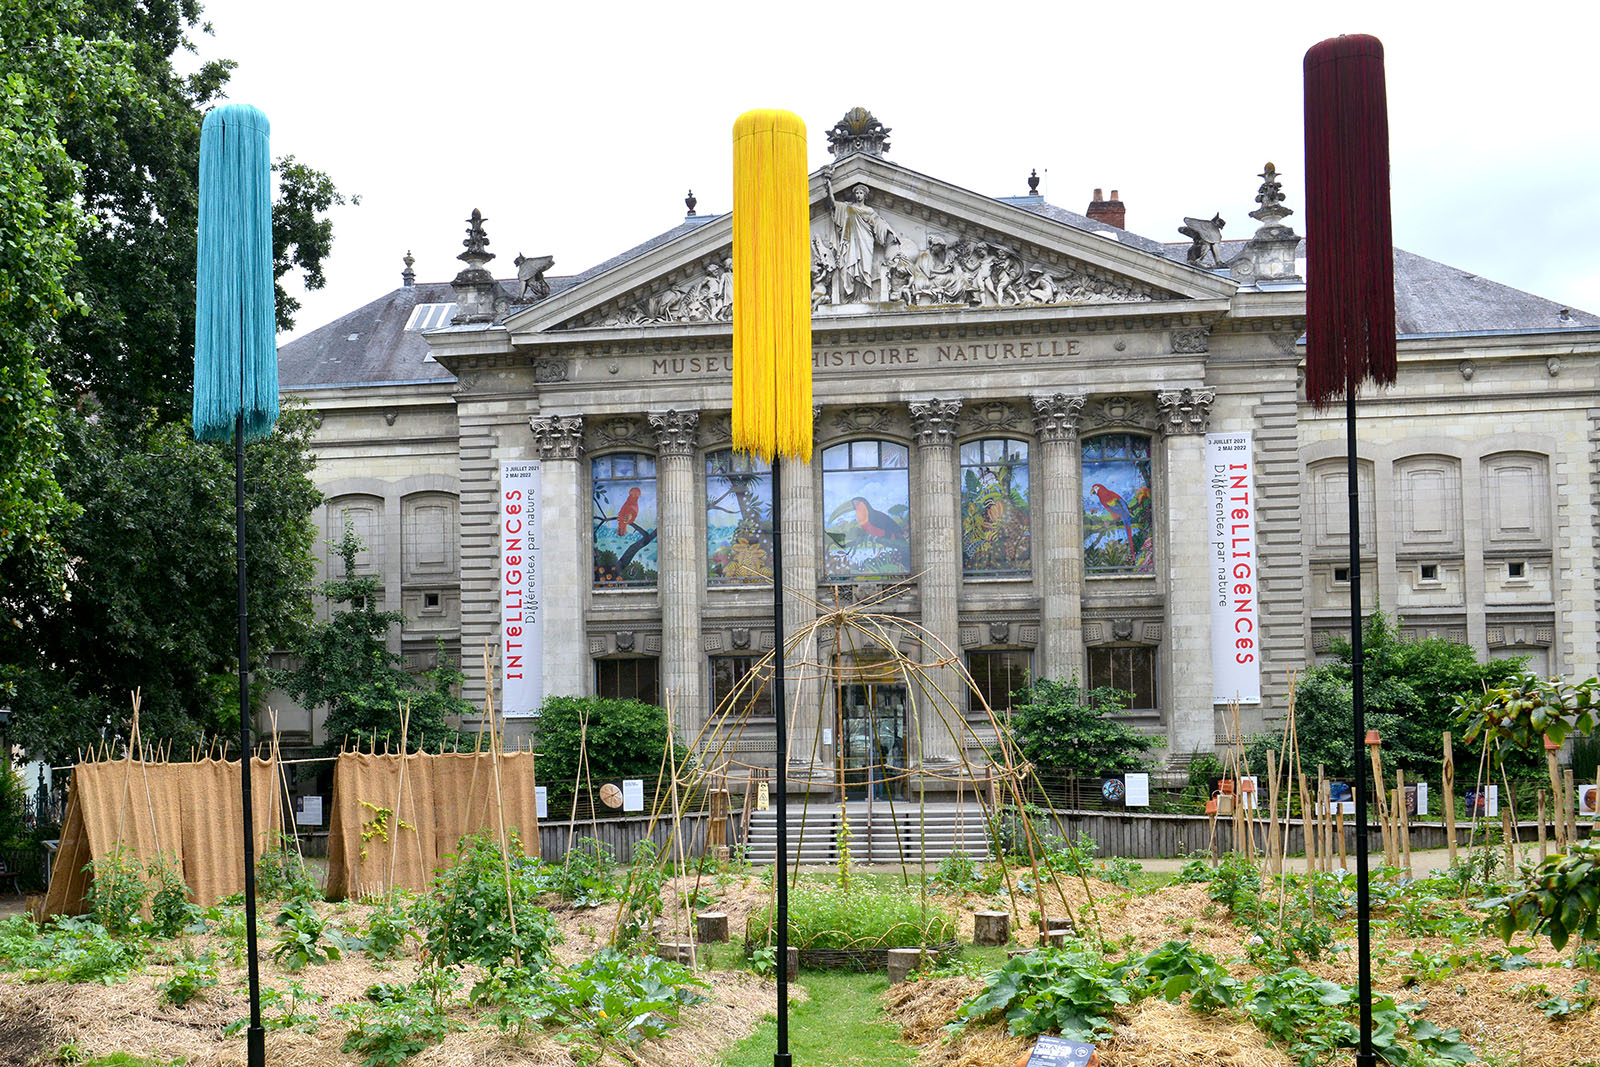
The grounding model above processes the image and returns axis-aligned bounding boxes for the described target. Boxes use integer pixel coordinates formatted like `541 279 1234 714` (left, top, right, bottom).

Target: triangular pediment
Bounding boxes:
506 154 1236 338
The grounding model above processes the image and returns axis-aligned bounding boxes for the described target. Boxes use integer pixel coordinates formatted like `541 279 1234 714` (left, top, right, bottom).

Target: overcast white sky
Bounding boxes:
184 1 1600 343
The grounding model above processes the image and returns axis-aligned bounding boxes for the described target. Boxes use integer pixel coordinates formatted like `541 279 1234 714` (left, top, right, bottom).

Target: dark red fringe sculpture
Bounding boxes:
1303 34 1397 408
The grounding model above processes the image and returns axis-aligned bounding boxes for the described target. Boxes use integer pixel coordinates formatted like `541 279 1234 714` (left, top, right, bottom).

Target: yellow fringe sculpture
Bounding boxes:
731 109 812 463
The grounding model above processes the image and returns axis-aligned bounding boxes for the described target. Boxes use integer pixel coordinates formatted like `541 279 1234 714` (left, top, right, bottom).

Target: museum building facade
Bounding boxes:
276 110 1600 782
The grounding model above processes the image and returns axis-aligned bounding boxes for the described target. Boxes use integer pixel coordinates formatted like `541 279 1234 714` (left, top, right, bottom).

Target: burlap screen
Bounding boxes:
324 751 541 901
41 757 284 917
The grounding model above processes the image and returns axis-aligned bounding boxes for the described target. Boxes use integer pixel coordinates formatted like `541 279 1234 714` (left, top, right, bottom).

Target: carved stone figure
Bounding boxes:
514 253 554 302
1023 265 1058 304
1179 214 1227 267
824 173 897 302
907 236 973 306
811 237 837 310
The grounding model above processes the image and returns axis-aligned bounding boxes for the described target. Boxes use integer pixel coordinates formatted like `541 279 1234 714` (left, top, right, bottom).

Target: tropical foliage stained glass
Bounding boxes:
1082 434 1153 574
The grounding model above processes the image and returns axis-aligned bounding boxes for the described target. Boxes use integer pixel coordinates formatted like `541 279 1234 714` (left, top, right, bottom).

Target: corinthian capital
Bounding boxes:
529 414 585 460
908 398 962 447
648 409 701 456
1029 392 1086 443
1156 388 1216 435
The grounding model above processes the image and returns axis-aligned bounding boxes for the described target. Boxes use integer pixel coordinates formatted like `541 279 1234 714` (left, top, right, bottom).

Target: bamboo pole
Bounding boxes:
1501 805 1516 874
1397 769 1411 878
1267 749 1281 876
1443 732 1458 866
1547 744 1567 853
1318 766 1332 873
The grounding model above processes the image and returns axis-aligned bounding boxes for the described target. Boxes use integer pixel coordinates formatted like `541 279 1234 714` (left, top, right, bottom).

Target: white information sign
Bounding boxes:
1206 432 1260 704
1124 773 1150 808
500 461 543 717
622 779 645 813
295 795 323 826
1416 782 1429 816
1240 775 1259 811
535 786 548 820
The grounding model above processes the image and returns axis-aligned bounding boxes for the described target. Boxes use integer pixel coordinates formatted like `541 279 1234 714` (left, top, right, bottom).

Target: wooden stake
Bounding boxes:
1267 749 1281 876
1443 732 1458 866
1369 741 1390 866
1298 771 1316 874
1538 790 1549 861
1336 804 1347 871
1397 769 1411 878
1501 805 1516 874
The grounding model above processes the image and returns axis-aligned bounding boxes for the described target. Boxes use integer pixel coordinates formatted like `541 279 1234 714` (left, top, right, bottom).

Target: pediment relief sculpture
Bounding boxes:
573 184 1168 329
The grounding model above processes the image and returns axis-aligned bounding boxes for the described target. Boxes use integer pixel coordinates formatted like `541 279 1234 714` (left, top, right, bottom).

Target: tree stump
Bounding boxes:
973 910 1010 946
887 947 925 984
656 941 696 967
1046 928 1073 948
785 946 799 980
697 912 729 944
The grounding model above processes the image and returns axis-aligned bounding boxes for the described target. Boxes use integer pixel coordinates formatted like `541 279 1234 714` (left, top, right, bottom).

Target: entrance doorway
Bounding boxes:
838 681 907 800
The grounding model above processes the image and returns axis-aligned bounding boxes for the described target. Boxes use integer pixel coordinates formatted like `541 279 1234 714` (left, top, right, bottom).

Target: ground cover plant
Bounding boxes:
747 883 958 952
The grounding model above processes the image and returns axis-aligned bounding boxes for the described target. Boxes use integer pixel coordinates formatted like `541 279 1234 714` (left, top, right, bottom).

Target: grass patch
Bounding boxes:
718 971 919 1067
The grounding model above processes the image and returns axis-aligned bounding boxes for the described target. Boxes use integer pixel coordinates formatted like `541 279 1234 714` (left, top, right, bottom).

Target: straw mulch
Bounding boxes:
0 894 778 1067
881 977 1293 1067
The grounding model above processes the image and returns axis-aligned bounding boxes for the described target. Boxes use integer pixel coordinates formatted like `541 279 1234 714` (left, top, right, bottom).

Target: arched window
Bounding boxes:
592 453 657 587
1082 434 1153 575
821 440 911 580
706 450 773 584
960 438 1030 576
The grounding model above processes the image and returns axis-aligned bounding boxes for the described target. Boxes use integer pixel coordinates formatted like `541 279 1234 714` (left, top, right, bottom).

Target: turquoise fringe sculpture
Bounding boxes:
192 103 277 442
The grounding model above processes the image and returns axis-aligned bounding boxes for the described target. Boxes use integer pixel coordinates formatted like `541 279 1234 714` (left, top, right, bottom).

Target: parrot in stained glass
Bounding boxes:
1090 483 1137 558
850 496 905 540
616 486 642 535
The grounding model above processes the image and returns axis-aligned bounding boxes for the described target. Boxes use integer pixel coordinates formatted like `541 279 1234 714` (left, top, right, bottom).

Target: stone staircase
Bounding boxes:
744 802 992 865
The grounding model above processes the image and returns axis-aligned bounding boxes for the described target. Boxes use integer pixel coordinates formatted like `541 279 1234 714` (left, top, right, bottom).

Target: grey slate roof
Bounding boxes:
281 190 1597 391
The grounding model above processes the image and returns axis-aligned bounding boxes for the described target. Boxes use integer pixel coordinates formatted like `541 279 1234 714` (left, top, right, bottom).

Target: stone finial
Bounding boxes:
401 250 415 287
1156 388 1216 435
1027 169 1040 195
1030 393 1087 442
685 189 697 216
529 414 585 461
908 398 962 447
647 409 700 456
1249 163 1294 227
1230 163 1302 284
452 209 499 323
826 107 891 159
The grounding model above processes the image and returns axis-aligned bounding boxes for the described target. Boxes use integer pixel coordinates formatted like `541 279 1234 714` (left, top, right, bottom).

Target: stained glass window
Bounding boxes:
706 450 773 585
960 438 1030 576
821 440 911 580
592 453 658 587
1082 434 1154 575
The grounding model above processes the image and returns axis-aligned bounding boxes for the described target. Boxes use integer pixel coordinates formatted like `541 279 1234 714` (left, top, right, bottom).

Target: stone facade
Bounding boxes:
276 111 1600 785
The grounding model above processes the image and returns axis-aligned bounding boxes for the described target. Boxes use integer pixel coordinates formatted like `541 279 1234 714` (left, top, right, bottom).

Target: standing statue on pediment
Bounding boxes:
824 171 897 302
701 258 733 321
988 245 1026 305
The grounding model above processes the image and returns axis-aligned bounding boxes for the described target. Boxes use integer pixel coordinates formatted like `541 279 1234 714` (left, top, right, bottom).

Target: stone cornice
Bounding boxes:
908 398 962 447
1030 393 1087 442
529 414 585 460
1156 388 1215 435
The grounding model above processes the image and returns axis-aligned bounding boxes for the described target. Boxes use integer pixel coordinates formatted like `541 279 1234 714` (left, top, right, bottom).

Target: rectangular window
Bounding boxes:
1333 566 1350 584
710 656 773 719
967 650 1031 715
595 657 659 704
1419 564 1439 583
1087 646 1156 710
1507 561 1526 579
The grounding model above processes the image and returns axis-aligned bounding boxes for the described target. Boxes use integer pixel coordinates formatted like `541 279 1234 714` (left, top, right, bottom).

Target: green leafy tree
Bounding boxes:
0 0 350 757
278 523 467 752
1008 677 1163 775
1263 611 1526 781
1 409 321 761
534 696 691 806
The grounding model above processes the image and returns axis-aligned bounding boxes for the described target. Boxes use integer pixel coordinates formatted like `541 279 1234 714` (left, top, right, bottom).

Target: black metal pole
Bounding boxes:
772 455 791 1067
1347 390 1375 1067
237 413 266 1067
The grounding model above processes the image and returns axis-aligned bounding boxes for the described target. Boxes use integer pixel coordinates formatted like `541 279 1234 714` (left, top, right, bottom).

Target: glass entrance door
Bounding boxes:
839 683 907 800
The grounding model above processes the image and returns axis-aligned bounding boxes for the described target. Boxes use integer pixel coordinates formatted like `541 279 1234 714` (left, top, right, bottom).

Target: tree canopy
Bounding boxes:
0 0 350 758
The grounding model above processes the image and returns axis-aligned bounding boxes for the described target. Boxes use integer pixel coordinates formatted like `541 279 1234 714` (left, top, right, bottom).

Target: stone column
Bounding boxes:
910 398 963 763
1157 388 1217 755
1030 393 1087 682
529 415 587 700
779 445 822 777
649 410 703 737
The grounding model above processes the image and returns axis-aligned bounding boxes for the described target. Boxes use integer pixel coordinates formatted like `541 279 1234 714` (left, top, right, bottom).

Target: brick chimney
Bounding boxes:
1086 188 1125 229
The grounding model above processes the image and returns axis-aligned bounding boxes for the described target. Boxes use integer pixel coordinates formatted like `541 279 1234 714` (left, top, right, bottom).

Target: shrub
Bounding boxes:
146 855 191 939
747 884 956 950
413 831 559 968
533 696 691 807
1008 678 1162 776
255 839 321 902
336 972 458 1067
271 897 342 972
362 894 416 961
930 851 978 891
